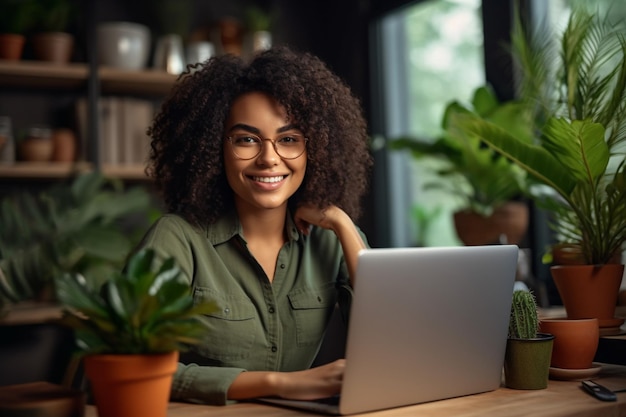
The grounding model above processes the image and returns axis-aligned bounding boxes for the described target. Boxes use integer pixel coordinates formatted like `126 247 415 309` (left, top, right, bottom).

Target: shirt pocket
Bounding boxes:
288 283 338 347
193 287 258 362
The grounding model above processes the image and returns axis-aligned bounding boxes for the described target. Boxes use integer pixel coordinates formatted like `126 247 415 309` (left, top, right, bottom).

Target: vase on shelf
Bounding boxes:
31 32 74 64
0 34 26 60
97 22 151 70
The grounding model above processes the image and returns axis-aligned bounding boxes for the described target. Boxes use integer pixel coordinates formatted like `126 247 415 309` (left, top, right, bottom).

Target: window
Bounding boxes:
371 0 484 247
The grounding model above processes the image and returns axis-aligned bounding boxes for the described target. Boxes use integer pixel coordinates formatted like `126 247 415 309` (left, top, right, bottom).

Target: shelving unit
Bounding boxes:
0 162 148 180
0 61 177 95
0 60 177 181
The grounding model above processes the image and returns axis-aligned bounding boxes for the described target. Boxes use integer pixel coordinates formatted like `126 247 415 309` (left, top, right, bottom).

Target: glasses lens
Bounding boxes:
275 134 306 159
230 134 261 159
229 134 307 159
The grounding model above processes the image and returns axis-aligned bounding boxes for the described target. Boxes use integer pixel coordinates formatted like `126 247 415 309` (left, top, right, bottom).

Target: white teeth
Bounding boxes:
253 176 284 183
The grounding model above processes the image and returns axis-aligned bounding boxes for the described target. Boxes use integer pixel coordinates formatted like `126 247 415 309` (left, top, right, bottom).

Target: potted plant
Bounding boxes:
390 85 531 245
30 0 78 64
457 7 626 327
0 172 155 312
54 248 216 417
504 290 554 390
0 172 157 386
0 0 38 60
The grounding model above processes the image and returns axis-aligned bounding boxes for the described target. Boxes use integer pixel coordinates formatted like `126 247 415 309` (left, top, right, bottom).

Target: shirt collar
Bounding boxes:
206 210 302 245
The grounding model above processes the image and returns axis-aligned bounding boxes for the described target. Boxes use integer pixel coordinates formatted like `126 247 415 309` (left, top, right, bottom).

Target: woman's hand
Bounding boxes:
273 359 346 400
294 204 342 234
228 360 346 401
294 204 365 285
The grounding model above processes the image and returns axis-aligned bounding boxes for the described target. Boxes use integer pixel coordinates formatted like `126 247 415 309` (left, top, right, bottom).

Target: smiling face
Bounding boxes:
224 92 307 215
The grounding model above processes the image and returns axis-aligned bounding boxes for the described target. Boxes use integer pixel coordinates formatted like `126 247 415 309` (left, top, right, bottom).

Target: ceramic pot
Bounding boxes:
18 127 53 162
31 32 74 64
97 22 150 70
0 34 25 60
551 264 625 327
51 128 77 162
153 34 185 74
84 351 178 417
244 30 272 57
504 333 554 390
453 201 529 246
539 318 599 369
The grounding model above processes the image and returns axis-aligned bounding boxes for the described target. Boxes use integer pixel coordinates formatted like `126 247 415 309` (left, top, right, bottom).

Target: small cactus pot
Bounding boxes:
504 333 555 390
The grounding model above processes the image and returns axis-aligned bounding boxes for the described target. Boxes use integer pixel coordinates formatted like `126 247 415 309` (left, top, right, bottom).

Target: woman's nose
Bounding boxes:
256 140 280 165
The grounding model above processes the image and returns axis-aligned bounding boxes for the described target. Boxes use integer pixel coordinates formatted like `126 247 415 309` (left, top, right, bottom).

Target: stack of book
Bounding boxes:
75 97 155 166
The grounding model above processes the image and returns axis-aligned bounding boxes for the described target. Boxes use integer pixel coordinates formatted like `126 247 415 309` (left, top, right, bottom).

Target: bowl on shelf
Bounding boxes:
97 22 151 70
18 126 53 162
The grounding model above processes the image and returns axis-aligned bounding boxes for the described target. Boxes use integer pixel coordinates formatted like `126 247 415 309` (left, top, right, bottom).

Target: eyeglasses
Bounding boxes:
226 133 308 160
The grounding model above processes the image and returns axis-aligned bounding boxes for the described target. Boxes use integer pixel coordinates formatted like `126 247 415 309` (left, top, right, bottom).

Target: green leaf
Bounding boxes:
455 113 577 200
72 226 131 262
471 85 499 116
126 249 155 279
541 118 609 183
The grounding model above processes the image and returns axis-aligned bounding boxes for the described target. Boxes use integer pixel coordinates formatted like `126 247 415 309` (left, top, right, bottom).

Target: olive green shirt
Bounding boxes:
136 212 365 405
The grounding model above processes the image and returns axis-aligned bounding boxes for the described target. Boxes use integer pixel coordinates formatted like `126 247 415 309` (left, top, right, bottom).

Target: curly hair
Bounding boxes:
147 46 373 227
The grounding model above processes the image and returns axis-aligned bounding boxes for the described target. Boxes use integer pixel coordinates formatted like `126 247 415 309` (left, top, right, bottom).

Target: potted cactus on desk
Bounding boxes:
504 290 554 390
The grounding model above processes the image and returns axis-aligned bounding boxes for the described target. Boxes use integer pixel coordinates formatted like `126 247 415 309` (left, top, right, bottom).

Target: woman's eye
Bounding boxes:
278 135 300 144
235 136 260 145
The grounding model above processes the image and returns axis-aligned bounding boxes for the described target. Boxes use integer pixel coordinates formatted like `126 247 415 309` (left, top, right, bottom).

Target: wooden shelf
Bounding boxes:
0 162 149 181
0 60 177 95
0 60 87 90
99 67 178 96
0 61 173 182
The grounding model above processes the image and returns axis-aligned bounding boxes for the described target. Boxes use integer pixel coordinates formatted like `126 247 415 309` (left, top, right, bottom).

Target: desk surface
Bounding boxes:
84 364 626 417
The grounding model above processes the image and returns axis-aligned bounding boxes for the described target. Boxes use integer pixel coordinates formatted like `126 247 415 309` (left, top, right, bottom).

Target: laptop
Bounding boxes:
259 245 519 415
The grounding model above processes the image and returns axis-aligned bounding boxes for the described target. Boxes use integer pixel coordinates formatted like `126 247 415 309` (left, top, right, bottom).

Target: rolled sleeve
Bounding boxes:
172 363 246 405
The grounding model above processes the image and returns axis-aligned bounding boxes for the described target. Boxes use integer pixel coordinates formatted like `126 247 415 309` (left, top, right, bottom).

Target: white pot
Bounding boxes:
97 22 151 70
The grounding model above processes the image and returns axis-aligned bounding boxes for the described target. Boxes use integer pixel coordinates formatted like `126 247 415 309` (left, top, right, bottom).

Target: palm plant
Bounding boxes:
0 172 157 310
456 7 626 265
390 85 530 217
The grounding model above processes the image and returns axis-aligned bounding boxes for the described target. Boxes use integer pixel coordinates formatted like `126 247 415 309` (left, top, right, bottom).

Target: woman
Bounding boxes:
137 46 373 405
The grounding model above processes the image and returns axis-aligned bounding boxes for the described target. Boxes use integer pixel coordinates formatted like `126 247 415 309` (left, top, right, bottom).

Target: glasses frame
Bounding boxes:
226 133 308 160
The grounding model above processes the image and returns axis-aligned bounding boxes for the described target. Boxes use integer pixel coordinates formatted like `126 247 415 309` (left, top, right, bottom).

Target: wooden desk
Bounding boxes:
84 364 626 417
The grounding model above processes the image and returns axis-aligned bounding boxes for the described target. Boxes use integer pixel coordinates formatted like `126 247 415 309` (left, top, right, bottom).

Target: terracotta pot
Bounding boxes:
551 244 586 265
18 127 53 162
454 201 529 246
51 128 77 162
31 32 74 64
504 333 554 390
551 243 622 265
539 318 599 369
0 34 26 60
83 351 178 417
551 264 625 327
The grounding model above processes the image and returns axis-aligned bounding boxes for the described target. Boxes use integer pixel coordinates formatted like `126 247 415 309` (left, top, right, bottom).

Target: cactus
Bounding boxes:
508 290 539 339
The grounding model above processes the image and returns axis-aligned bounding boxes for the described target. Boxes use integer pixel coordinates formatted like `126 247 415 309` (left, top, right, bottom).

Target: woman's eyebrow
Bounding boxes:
228 123 300 135
227 123 260 134
277 124 299 134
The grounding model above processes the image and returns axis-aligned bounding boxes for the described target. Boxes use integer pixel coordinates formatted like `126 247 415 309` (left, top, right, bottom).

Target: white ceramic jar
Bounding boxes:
97 22 151 70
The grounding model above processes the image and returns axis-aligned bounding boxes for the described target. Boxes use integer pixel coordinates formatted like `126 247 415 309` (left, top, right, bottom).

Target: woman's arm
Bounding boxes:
294 205 366 286
228 359 345 400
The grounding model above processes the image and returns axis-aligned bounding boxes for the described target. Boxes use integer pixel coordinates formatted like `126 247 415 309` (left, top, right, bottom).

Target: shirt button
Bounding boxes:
280 264 286 269
271 346 278 353
268 306 275 314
